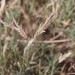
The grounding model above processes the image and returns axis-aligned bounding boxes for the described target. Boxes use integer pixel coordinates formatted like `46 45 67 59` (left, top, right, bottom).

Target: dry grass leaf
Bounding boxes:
59 51 72 63
3 39 8 58
60 72 66 75
0 0 6 17
61 19 71 28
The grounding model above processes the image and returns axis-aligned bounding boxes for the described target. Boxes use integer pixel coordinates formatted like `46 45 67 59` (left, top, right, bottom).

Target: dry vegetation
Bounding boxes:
0 0 75 75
